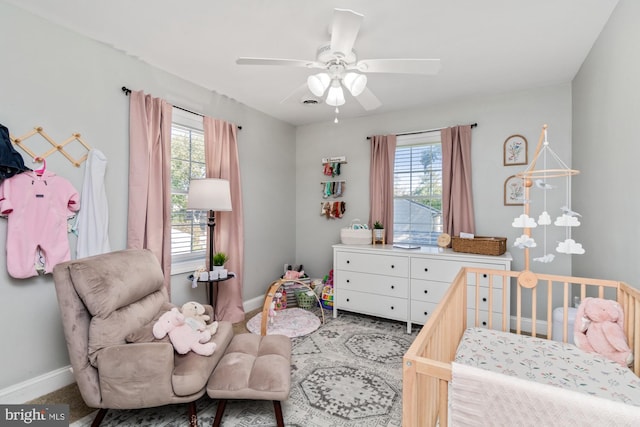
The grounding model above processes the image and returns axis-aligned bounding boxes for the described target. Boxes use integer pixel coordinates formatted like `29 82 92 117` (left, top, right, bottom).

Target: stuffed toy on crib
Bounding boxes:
574 297 633 367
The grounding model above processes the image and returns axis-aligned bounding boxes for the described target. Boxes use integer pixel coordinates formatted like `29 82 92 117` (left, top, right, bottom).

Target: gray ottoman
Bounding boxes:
207 333 291 427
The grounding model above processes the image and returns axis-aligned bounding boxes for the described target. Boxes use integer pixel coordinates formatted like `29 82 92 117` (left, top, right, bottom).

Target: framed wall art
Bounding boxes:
503 134 528 166
504 175 525 206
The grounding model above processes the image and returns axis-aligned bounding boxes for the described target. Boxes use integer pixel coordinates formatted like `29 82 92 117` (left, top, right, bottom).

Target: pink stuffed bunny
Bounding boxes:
152 308 216 356
574 297 633 367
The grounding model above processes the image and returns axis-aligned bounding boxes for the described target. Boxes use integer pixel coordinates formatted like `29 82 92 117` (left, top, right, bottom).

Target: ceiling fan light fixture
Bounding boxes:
325 82 345 107
307 73 331 97
343 72 367 96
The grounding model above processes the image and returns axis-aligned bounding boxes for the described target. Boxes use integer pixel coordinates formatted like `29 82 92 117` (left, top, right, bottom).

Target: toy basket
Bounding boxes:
295 289 316 309
451 236 507 256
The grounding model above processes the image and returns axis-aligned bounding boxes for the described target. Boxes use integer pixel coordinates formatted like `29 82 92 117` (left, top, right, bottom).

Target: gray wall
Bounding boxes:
572 0 640 287
295 84 573 279
0 2 296 391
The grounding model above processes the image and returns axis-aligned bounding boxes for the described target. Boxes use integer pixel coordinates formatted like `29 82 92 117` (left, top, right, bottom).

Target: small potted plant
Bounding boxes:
373 221 385 244
212 252 229 279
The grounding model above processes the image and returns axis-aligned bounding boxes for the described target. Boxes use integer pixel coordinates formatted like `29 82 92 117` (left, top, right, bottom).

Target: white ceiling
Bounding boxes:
5 0 619 126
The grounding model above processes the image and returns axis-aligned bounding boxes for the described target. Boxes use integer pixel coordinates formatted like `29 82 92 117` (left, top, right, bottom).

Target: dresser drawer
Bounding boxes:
467 309 508 330
467 286 505 312
337 289 407 321
410 300 439 324
336 251 408 277
410 279 450 303
336 271 408 298
410 258 465 282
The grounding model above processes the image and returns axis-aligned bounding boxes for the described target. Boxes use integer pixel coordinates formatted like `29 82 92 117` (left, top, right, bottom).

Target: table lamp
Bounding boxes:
186 178 232 270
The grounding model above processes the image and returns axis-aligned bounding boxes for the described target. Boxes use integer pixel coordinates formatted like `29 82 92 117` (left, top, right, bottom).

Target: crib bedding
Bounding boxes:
454 327 640 407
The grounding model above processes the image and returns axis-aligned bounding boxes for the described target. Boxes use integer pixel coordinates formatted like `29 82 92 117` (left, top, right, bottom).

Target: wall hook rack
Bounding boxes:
10 126 92 167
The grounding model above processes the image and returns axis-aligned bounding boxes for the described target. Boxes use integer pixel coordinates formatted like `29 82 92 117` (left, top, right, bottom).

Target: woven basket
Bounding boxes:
451 236 507 256
295 289 317 309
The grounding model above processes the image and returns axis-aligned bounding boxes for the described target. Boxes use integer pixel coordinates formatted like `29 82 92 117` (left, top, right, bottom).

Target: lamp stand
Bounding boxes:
207 209 216 271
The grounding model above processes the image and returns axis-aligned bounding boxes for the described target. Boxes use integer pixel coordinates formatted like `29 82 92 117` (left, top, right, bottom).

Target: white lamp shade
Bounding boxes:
325 81 346 107
187 178 232 211
343 72 367 97
307 73 331 97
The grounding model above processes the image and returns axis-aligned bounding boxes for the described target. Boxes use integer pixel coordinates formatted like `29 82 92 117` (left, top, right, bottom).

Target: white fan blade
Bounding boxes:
356 58 441 74
355 87 382 111
236 57 323 69
330 9 364 59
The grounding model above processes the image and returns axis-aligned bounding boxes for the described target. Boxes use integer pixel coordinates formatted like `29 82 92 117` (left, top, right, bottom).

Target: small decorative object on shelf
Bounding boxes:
212 252 228 267
437 233 451 248
212 252 229 279
372 220 385 245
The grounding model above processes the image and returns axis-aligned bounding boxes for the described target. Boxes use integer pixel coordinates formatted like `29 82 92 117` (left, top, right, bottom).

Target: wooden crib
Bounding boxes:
402 267 640 427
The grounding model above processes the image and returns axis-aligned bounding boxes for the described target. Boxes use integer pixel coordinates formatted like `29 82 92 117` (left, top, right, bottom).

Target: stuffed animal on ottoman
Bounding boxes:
180 301 219 335
574 297 633 367
152 308 216 356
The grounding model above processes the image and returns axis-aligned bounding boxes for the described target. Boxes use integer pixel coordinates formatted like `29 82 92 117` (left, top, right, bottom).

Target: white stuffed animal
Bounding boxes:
180 301 219 335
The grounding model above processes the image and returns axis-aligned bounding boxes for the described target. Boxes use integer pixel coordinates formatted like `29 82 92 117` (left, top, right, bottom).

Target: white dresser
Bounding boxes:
333 244 512 333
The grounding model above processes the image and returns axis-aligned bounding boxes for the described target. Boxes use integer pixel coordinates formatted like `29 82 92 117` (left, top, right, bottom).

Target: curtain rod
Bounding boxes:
366 123 477 140
121 86 242 130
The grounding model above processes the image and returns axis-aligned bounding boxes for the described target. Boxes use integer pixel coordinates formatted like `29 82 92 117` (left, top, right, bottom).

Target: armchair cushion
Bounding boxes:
88 290 168 366
71 249 165 317
172 321 234 396
125 302 174 344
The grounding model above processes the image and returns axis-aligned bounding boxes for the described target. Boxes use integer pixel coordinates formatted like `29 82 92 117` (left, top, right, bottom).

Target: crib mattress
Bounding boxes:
455 327 640 407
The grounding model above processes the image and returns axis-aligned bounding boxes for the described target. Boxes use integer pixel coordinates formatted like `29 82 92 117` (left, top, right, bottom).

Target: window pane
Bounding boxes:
393 141 442 246
171 123 207 259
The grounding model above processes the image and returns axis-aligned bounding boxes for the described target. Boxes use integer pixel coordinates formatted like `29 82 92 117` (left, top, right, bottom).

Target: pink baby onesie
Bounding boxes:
0 170 79 278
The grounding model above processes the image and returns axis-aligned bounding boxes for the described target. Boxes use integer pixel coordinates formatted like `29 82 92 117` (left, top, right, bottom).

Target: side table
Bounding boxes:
188 273 236 319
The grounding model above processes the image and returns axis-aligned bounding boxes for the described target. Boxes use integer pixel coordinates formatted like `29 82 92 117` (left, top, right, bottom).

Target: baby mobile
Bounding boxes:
511 124 584 286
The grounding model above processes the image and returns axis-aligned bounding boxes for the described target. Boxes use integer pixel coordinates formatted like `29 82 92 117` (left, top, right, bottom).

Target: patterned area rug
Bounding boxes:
246 307 322 337
71 311 418 427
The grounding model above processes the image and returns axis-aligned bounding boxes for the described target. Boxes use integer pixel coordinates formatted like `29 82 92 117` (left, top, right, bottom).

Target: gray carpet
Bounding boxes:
71 311 417 427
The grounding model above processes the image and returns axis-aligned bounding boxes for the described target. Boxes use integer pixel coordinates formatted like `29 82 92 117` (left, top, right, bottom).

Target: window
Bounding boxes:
170 109 207 262
393 132 443 246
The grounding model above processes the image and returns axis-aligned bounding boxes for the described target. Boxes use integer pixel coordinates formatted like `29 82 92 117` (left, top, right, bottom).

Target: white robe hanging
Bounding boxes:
76 149 111 258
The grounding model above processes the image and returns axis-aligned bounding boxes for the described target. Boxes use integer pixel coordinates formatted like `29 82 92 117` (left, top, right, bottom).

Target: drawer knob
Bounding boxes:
482 321 487 326
391 285 395 289
424 290 428 294
391 264 395 269
482 297 487 302
346 279 350 283
346 298 350 302
390 306 394 310
483 274 488 278
346 260 350 264
424 267 429 272
424 311 428 316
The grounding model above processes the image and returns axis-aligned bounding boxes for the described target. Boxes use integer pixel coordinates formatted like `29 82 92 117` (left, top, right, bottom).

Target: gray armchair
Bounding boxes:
53 249 233 427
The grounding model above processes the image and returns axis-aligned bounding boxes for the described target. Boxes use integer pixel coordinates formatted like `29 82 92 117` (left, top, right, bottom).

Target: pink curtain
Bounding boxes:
369 135 397 243
127 91 173 291
442 125 475 238
203 117 244 323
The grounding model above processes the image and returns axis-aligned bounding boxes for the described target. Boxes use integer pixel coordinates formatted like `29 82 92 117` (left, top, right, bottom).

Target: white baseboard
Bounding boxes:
0 366 75 404
243 294 264 313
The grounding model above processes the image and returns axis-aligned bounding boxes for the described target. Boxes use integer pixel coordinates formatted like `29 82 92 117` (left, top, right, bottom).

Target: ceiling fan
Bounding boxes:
236 8 441 121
